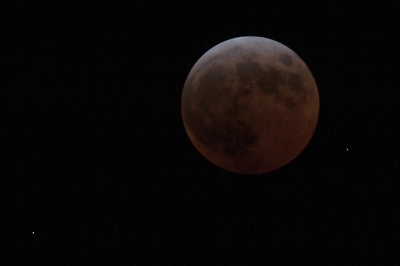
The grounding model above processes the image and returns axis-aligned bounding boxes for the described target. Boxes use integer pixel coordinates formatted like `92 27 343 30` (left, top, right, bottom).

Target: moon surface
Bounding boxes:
181 36 319 174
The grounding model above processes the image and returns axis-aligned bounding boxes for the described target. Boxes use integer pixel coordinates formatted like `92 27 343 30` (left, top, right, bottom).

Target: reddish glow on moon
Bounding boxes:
181 36 319 174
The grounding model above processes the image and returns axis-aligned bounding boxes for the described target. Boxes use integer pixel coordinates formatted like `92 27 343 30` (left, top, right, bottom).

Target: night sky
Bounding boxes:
3 2 399 264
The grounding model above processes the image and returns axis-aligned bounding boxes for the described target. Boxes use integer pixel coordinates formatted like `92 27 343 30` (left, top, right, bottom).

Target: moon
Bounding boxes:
181 36 319 174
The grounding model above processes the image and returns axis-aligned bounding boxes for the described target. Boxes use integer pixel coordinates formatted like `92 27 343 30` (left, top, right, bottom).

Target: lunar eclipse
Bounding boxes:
181 36 319 174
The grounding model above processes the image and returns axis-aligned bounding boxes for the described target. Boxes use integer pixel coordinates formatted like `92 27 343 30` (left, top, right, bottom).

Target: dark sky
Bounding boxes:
3 2 399 264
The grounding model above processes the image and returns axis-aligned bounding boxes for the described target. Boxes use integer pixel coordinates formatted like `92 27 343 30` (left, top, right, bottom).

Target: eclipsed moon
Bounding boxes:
181 36 319 174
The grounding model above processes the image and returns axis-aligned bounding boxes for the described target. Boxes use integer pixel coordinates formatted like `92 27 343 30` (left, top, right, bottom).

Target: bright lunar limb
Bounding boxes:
181 36 319 174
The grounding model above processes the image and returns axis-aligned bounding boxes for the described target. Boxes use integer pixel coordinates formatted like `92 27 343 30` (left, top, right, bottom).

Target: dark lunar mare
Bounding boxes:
182 60 259 159
183 50 308 160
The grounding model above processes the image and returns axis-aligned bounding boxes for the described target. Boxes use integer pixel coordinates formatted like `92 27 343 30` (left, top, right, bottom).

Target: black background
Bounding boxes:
2 1 399 264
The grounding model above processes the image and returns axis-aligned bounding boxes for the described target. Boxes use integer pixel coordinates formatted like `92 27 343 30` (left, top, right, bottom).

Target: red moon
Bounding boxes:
181 37 319 174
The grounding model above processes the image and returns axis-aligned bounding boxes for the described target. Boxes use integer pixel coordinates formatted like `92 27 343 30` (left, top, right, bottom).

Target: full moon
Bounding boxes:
181 36 319 174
